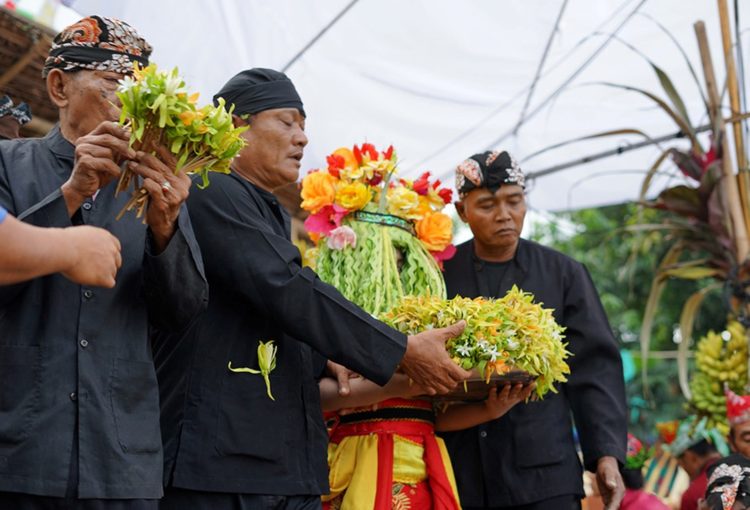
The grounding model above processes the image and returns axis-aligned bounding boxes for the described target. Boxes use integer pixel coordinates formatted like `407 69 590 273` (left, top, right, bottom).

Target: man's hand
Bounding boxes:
62 121 135 216
484 383 535 421
60 225 122 287
596 456 624 510
127 147 191 253
400 321 471 395
325 360 360 397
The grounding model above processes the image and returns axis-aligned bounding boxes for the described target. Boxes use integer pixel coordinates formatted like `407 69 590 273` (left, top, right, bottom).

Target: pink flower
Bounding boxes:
304 204 349 236
326 226 357 250
431 244 457 269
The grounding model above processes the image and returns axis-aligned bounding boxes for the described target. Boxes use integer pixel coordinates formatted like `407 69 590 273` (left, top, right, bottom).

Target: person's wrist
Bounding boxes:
61 181 88 216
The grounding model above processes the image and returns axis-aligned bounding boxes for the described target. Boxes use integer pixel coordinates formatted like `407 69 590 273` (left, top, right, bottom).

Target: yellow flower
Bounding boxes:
301 171 337 213
336 182 371 210
415 212 453 252
387 186 420 218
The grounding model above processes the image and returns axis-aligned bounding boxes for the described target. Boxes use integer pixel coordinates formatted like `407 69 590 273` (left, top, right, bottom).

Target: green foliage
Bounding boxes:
528 203 728 434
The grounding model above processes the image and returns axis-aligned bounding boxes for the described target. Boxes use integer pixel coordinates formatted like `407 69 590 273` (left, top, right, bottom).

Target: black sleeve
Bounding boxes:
143 204 208 331
562 262 627 471
187 176 406 385
0 169 72 306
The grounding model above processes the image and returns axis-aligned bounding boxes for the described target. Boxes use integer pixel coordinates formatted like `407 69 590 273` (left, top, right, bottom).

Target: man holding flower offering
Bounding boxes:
0 16 207 508
152 68 471 510
439 150 628 510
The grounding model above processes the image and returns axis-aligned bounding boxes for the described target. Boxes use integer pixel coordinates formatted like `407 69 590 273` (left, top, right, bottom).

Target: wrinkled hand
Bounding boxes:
400 321 471 395
60 225 122 288
484 383 535 420
596 456 625 510
62 121 135 215
127 146 191 252
326 360 360 396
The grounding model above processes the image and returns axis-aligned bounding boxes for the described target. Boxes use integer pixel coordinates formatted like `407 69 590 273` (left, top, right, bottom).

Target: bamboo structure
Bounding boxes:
717 0 750 240
694 21 749 264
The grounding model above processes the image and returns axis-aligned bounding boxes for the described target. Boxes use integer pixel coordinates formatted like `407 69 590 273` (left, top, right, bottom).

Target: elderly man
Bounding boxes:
0 16 207 509
152 68 469 510
438 151 628 510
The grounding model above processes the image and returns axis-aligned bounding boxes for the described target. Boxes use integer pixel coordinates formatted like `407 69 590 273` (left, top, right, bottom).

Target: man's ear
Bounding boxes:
455 200 468 223
46 69 70 109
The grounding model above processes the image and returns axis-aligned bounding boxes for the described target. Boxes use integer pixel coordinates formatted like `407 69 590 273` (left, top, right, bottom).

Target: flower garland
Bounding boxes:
300 143 456 264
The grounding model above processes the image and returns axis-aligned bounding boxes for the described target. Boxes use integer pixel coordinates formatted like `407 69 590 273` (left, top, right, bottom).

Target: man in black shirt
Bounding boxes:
0 15 207 509
154 69 469 510
440 150 627 510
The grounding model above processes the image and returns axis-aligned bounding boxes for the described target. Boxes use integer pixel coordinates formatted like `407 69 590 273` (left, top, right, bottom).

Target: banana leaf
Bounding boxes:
676 283 721 400
595 82 702 154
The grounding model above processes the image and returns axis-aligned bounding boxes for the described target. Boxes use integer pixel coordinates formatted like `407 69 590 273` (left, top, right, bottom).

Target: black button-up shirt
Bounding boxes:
439 239 627 507
0 126 208 498
153 173 406 496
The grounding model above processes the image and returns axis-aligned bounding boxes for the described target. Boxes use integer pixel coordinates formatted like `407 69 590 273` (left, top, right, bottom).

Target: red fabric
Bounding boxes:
329 398 460 510
621 488 669 510
681 467 709 510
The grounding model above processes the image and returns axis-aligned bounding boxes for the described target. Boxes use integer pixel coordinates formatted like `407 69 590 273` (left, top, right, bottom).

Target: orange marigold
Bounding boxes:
300 171 337 213
415 212 453 252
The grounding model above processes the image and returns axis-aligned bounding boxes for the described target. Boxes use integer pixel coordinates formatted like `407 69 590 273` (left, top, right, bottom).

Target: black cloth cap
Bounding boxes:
213 68 305 117
455 150 525 198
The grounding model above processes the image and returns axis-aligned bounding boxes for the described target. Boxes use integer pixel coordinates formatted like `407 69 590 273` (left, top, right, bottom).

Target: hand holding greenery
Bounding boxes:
115 63 247 219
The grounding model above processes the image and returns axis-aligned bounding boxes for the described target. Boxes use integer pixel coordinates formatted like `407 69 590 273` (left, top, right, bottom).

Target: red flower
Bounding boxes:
360 143 378 161
353 145 363 166
432 179 441 189
369 173 383 186
383 145 394 160
438 188 453 204
326 154 345 178
413 172 431 196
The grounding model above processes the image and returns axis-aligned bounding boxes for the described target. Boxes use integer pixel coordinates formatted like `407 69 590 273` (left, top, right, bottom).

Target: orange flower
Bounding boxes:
332 147 357 170
301 171 337 213
415 212 453 252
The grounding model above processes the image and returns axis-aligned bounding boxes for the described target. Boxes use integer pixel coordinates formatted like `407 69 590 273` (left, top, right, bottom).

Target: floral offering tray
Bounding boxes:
431 370 536 402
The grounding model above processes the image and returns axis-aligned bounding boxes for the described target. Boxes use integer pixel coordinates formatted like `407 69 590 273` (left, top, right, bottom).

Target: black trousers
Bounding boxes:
0 493 157 510
465 494 582 510
159 487 322 510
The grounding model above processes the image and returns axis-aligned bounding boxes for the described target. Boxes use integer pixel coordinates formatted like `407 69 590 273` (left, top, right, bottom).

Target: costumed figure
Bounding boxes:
663 417 730 510
302 144 464 510
704 454 750 510
726 388 750 459
620 433 670 510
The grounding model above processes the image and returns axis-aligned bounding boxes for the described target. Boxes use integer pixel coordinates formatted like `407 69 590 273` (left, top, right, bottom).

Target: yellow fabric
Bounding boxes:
324 433 460 509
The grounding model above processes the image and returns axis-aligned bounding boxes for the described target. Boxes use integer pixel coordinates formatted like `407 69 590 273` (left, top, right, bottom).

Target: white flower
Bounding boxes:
456 343 473 357
326 225 357 250
485 344 502 362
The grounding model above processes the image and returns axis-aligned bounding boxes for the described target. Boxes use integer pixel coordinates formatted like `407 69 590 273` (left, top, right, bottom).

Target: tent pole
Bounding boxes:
281 0 360 72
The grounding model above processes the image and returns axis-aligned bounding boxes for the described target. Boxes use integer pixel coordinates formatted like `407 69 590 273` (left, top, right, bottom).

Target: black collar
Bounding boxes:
43 124 75 161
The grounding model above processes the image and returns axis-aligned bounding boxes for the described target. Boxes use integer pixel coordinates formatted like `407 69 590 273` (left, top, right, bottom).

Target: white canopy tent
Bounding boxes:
36 0 750 211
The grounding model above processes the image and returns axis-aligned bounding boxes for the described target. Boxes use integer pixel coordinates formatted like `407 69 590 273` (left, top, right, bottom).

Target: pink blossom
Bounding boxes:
326 226 357 250
431 244 457 269
304 204 349 235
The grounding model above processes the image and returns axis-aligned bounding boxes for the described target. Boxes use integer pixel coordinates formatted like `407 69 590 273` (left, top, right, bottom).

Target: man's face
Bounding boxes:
233 108 307 191
62 70 123 138
456 184 527 252
731 422 750 458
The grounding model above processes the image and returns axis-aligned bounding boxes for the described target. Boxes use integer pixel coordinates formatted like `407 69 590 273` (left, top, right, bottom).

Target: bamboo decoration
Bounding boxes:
717 0 750 239
694 21 749 263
